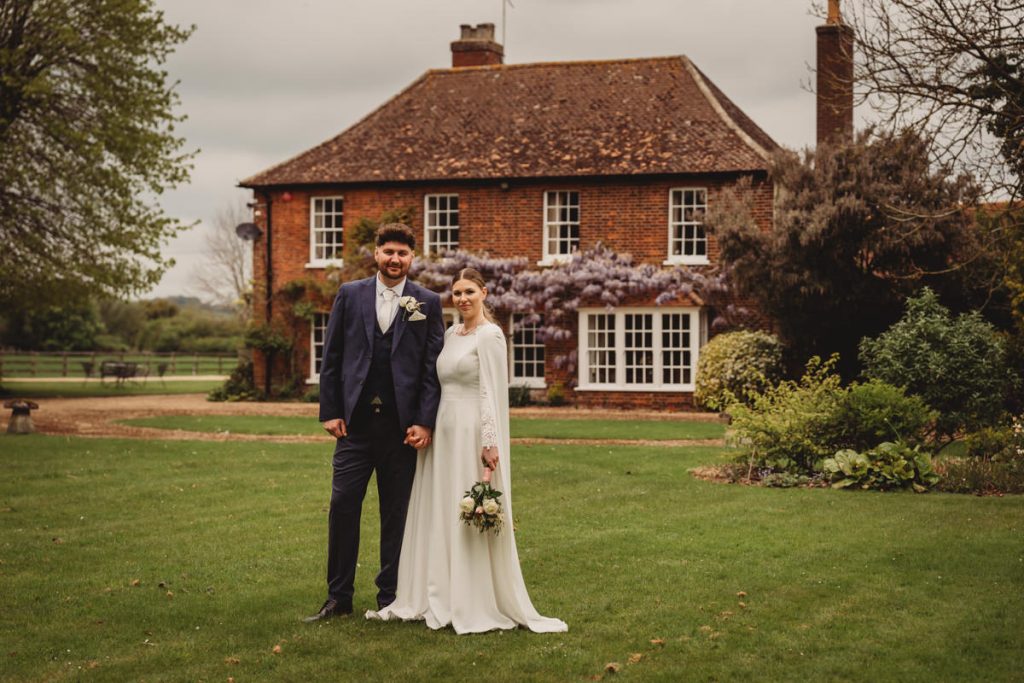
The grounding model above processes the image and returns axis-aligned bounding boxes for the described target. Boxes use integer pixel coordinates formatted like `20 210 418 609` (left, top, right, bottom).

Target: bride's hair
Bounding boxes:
452 268 496 324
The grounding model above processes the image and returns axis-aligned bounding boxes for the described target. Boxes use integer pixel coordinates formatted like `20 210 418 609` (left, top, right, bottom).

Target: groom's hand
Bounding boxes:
323 418 347 439
405 425 432 450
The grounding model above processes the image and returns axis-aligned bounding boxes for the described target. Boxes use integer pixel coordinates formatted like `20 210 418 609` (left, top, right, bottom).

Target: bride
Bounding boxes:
367 268 567 634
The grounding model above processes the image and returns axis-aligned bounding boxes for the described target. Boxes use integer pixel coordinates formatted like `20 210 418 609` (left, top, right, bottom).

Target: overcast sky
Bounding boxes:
147 0 844 300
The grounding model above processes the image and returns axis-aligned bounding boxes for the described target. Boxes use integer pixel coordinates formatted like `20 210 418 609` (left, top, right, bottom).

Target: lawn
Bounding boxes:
119 415 726 441
0 380 223 399
0 433 1021 682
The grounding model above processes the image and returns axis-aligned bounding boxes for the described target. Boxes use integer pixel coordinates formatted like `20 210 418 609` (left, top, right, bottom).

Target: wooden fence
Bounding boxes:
0 351 238 379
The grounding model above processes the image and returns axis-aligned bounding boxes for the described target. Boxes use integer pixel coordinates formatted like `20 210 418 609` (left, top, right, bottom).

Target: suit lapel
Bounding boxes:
362 277 376 346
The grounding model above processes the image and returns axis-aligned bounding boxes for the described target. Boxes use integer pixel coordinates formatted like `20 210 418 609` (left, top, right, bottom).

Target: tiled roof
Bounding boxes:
241 56 778 188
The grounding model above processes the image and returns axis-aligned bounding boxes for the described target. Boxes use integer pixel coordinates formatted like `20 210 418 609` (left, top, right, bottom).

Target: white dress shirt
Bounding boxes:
375 274 407 332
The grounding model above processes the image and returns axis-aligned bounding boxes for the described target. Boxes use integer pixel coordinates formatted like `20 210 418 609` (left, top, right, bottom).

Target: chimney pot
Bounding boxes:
451 22 504 68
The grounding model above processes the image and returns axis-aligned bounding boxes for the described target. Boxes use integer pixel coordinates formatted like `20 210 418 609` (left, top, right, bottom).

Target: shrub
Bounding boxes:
937 418 1024 494
859 288 1010 439
823 441 940 492
509 385 533 407
546 382 566 407
207 361 260 402
694 330 783 412
726 355 846 474
728 357 938 478
832 380 936 450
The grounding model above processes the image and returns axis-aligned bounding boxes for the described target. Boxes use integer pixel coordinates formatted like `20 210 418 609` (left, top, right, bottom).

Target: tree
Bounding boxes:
706 128 989 377
844 0 1024 197
190 200 253 314
0 0 193 309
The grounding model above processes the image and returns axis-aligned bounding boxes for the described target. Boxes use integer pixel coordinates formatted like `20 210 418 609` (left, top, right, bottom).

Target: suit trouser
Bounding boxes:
326 409 417 609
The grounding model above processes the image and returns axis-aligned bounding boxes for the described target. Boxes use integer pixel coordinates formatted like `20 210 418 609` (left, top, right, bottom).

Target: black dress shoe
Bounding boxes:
303 598 352 623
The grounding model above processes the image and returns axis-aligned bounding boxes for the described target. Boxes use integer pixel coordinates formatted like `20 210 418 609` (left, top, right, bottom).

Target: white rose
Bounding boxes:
459 497 475 514
482 498 499 515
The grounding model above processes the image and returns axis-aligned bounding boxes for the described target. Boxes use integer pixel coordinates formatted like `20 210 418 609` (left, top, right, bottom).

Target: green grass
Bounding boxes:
1 434 1021 681
0 380 223 399
118 415 726 440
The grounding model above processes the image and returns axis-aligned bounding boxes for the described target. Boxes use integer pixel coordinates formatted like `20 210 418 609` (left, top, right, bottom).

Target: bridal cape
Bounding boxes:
367 322 567 634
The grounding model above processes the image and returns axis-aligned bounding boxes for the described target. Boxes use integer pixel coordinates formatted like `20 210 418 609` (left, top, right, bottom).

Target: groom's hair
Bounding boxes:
375 223 416 250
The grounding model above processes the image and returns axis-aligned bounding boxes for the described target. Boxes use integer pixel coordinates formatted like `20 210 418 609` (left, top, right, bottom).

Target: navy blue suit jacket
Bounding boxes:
318 276 444 431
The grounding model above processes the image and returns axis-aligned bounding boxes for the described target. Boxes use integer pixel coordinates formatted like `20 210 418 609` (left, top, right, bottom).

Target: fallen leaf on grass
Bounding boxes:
738 602 747 609
225 656 240 665
628 653 643 664
228 678 235 683
86 661 100 669
131 579 141 587
604 662 620 673
698 625 713 633
272 645 282 655
650 638 665 646
737 591 747 598
52 537 64 544
165 591 174 599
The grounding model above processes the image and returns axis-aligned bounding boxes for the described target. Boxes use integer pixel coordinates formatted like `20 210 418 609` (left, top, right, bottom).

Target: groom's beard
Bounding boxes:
378 262 410 280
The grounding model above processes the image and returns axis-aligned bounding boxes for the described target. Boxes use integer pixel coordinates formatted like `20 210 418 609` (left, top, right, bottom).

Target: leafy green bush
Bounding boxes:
694 330 783 411
824 441 940 492
833 380 936 450
207 361 260 402
859 288 1010 439
728 357 938 479
726 355 846 474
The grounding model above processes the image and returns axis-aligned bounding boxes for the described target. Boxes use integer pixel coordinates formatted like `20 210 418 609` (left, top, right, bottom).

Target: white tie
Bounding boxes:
379 288 397 332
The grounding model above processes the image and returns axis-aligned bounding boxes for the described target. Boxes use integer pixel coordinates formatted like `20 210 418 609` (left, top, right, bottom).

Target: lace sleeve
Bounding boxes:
480 382 498 448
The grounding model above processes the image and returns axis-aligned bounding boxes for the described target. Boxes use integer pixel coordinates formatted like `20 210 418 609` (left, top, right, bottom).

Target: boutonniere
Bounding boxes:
398 295 427 321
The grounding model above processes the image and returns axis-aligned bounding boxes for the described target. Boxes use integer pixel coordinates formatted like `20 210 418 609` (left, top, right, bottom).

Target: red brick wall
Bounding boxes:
249 173 774 403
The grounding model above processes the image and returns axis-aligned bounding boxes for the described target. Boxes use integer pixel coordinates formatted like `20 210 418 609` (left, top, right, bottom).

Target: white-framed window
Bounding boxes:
308 196 344 266
666 188 708 265
510 314 545 388
424 194 460 255
540 190 579 264
309 312 329 381
577 307 702 391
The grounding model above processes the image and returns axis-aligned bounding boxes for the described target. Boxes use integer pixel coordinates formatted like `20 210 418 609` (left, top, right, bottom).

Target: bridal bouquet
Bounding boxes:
459 470 504 534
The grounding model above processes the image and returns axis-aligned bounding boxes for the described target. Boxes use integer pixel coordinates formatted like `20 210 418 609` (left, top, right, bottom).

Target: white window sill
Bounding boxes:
575 385 695 393
307 376 320 385
537 256 573 267
663 257 710 267
305 261 344 269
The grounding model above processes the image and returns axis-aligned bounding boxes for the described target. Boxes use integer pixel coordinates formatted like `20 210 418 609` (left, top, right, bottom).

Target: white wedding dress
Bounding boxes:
367 322 567 634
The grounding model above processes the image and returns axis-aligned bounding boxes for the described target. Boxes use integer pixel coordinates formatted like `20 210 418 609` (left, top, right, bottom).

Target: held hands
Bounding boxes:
322 418 347 439
405 425 432 450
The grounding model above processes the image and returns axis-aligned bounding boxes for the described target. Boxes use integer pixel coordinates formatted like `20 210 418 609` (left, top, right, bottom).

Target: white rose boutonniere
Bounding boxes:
398 295 427 321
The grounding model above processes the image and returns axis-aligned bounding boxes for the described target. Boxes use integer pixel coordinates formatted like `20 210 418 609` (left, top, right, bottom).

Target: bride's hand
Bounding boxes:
481 446 499 470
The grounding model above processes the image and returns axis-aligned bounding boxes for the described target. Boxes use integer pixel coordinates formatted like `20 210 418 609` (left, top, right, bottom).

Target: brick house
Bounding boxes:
239 11 852 409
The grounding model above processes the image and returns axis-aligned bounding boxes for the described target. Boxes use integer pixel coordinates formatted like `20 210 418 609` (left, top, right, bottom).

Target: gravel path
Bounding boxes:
25 394 725 446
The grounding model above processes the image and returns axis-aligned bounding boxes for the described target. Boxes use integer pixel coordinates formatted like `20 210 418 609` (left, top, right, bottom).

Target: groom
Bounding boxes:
306 223 444 621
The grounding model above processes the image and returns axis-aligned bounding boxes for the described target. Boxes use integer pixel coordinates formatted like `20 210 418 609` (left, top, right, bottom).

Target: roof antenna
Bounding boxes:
502 0 514 55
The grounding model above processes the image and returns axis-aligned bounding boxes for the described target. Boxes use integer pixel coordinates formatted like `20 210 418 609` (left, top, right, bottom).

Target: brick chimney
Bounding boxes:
816 0 854 145
451 23 504 68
